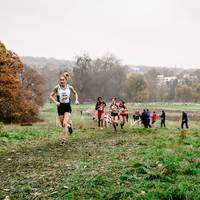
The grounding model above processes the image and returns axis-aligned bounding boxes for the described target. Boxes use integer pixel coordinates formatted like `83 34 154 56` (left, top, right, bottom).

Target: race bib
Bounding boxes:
60 92 70 103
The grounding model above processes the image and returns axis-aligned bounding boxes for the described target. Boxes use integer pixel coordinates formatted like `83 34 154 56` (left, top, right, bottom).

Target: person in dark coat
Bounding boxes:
181 111 189 129
146 109 152 128
160 110 166 128
141 109 148 128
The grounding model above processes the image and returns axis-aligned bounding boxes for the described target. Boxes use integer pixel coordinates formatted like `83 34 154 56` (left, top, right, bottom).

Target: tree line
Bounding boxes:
72 55 200 103
1 41 200 123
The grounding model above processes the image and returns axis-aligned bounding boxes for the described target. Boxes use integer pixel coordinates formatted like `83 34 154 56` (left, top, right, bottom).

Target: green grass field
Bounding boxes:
0 103 200 200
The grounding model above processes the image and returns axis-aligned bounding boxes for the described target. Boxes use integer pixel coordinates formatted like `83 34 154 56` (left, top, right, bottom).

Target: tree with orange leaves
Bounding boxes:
0 41 38 123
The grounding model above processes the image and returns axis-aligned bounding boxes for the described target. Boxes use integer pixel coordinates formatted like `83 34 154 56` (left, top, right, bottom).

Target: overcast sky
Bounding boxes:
1 0 200 68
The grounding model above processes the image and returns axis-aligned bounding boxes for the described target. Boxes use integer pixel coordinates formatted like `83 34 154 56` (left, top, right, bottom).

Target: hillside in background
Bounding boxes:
21 56 199 75
21 56 74 72
21 57 75 91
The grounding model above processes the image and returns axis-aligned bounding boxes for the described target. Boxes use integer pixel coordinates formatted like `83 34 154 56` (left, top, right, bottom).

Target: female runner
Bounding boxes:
50 72 79 145
110 98 119 132
95 96 106 129
119 100 128 129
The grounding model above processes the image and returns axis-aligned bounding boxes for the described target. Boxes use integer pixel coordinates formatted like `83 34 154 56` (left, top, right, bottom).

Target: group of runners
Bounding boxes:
94 101 168 130
50 71 189 146
95 97 128 132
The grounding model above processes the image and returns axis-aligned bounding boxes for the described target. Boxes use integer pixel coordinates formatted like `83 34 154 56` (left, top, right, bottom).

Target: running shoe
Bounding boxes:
68 124 73 134
59 139 66 146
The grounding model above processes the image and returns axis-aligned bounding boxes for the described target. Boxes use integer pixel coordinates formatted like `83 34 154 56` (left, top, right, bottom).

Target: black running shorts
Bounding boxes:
57 103 72 116
111 112 118 117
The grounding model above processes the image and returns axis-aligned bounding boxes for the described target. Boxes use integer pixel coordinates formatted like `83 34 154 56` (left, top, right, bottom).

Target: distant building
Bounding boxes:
157 75 177 86
157 73 198 86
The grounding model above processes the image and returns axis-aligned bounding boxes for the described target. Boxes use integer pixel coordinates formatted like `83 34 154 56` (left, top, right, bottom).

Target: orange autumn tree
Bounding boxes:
0 41 38 123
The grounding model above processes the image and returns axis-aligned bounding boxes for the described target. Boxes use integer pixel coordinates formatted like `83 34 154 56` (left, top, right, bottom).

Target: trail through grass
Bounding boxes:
0 103 200 199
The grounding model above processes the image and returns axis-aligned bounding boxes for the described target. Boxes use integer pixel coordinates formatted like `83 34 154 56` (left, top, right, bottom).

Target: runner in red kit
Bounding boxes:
95 97 106 129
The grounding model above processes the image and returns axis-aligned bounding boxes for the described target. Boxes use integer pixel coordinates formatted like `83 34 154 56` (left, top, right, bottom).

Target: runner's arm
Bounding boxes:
50 86 60 106
124 105 128 112
95 102 99 110
70 86 79 104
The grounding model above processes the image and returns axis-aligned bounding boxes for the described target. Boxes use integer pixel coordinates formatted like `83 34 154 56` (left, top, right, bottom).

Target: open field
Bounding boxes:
0 103 200 199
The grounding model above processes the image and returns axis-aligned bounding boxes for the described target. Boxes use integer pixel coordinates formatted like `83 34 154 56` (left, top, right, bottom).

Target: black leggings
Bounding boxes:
181 121 188 129
161 119 165 128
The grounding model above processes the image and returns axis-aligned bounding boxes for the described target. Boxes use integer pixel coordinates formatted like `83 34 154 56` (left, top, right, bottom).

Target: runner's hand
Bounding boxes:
55 101 60 106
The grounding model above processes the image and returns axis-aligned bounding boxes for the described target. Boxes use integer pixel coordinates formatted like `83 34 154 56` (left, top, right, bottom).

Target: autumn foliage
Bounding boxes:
0 41 39 123
21 65 48 107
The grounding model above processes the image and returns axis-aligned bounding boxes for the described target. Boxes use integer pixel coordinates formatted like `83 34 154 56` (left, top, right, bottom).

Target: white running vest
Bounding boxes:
57 84 71 103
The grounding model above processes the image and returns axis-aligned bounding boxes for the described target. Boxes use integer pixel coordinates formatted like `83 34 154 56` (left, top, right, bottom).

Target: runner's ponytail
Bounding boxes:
63 72 70 80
